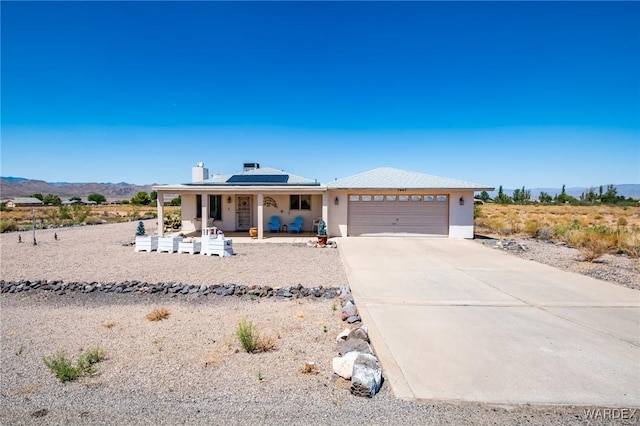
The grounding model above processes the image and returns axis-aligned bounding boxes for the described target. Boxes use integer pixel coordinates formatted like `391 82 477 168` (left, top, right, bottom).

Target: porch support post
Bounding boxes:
201 193 208 234
321 192 328 229
257 193 264 239
157 191 165 237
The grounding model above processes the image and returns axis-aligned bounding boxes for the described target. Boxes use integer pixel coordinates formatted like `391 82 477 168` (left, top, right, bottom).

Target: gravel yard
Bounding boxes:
0 221 635 425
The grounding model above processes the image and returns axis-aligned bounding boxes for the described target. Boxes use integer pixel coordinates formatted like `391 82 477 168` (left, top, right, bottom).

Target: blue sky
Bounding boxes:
2 1 639 188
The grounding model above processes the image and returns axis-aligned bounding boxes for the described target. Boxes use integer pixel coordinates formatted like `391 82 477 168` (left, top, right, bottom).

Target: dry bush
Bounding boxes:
256 333 278 352
301 361 319 374
523 220 542 237
620 233 640 258
146 307 170 322
572 230 613 262
102 321 116 329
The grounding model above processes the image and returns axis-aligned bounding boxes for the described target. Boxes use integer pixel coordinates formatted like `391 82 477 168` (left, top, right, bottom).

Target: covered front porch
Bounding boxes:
156 188 328 240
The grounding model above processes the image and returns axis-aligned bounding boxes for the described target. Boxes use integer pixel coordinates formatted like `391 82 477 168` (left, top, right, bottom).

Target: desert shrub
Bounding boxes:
0 219 16 233
619 232 640 258
534 226 555 241
146 307 170 321
566 227 614 262
523 220 542 237
71 205 91 223
617 217 628 227
43 346 106 382
256 333 278 352
473 205 485 220
84 216 104 225
59 206 72 220
42 351 81 382
236 318 259 353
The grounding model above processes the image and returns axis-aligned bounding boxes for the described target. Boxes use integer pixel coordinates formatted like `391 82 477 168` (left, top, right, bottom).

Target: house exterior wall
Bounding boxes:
259 193 323 233
448 191 475 238
328 189 476 238
180 194 198 233
327 189 349 237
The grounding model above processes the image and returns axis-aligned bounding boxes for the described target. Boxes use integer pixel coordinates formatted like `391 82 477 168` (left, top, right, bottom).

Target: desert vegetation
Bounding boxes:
475 204 640 261
42 345 107 382
0 205 180 233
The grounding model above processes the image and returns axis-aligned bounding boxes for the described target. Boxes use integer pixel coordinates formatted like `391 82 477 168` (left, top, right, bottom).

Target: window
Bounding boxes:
361 195 372 202
373 195 384 202
424 195 434 202
411 195 421 202
399 195 409 202
436 195 448 202
290 194 311 210
209 195 222 220
196 195 222 220
386 195 396 202
349 195 360 202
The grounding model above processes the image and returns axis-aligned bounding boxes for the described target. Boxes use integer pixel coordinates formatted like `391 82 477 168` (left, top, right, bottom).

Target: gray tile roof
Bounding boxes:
327 167 493 190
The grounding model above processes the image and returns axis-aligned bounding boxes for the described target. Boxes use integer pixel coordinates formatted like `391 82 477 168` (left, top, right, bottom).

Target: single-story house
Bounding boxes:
152 162 493 239
4 197 45 208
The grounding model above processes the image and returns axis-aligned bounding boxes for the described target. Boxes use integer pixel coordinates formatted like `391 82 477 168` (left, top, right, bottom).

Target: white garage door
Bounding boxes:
347 194 449 235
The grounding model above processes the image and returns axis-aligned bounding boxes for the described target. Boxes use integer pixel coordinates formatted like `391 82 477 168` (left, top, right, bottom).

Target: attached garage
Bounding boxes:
327 167 493 239
347 194 449 235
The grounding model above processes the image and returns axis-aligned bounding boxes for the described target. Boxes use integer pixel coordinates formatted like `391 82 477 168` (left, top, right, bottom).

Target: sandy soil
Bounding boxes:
0 221 634 425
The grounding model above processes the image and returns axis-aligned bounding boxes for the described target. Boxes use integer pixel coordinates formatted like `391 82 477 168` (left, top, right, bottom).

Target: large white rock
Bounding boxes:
351 353 383 398
332 351 360 380
336 328 351 342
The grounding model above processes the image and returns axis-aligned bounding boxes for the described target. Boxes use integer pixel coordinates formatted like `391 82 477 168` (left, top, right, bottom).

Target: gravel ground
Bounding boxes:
474 236 640 291
1 222 636 425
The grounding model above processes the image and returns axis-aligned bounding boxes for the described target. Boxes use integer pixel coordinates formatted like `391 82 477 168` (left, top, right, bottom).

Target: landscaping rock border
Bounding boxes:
0 279 340 300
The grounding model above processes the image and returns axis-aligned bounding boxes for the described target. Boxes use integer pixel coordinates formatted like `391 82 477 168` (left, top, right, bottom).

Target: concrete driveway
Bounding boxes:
338 237 640 407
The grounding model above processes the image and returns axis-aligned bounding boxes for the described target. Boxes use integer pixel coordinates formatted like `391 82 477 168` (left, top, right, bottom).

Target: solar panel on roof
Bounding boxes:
226 174 289 184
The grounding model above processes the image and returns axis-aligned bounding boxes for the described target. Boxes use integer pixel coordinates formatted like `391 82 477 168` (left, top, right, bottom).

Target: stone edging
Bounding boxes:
0 280 340 299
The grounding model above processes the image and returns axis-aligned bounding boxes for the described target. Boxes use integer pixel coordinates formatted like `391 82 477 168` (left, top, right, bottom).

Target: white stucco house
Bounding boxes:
152 162 493 239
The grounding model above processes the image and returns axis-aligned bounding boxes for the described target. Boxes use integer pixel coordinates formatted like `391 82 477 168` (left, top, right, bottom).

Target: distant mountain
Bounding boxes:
2 176 29 183
0 177 155 201
486 184 640 200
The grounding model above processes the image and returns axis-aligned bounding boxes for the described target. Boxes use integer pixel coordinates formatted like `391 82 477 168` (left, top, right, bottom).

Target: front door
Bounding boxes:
236 196 252 231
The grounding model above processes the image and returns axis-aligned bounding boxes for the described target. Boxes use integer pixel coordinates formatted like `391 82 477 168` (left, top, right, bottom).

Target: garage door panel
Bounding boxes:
348 197 449 235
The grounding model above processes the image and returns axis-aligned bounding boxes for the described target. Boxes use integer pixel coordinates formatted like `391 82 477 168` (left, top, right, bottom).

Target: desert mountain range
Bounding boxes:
1 177 639 201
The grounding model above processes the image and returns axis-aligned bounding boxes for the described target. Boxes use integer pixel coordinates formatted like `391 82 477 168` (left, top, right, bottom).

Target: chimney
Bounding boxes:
243 162 260 171
192 162 209 183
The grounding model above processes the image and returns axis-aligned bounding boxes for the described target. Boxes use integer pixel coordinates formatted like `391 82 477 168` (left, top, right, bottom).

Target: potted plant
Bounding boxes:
317 220 328 246
134 220 158 252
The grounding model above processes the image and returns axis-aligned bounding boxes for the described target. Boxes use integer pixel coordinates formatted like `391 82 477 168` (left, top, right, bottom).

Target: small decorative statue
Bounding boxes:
317 220 328 246
135 220 146 236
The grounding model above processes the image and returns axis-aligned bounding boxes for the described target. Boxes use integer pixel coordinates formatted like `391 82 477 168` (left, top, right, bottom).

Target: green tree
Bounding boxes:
538 192 553 204
512 186 531 204
130 191 151 205
43 194 62 205
477 191 491 202
150 191 158 201
600 184 619 204
88 193 107 204
31 193 44 201
69 196 82 202
170 196 181 206
494 185 512 204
